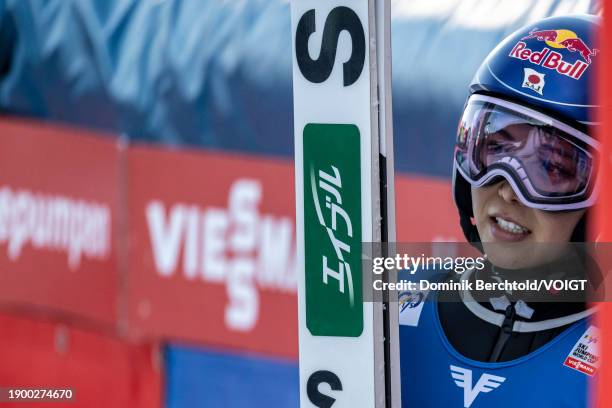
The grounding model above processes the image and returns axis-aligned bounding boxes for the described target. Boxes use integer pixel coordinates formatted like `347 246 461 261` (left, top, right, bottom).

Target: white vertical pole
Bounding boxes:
291 1 397 406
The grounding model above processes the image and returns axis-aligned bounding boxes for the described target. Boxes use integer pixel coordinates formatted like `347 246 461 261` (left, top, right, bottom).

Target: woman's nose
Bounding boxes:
497 180 519 204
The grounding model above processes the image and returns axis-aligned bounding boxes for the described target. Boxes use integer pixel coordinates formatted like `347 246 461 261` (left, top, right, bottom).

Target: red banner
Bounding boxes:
0 119 120 325
596 4 611 406
0 313 160 408
126 145 298 357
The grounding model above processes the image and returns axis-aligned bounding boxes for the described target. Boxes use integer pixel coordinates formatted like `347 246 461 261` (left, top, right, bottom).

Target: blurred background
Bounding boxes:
0 0 601 406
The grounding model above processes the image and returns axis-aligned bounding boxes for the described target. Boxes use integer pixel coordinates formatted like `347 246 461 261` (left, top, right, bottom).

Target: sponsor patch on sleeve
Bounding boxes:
563 325 600 376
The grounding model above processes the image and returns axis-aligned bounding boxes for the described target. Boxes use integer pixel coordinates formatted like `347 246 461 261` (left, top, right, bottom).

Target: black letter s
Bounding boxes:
306 370 343 407
295 7 365 87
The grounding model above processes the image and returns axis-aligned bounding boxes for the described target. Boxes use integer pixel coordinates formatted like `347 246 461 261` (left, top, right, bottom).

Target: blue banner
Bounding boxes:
165 345 299 408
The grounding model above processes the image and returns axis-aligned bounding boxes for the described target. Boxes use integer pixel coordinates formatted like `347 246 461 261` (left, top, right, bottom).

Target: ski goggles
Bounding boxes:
454 94 599 211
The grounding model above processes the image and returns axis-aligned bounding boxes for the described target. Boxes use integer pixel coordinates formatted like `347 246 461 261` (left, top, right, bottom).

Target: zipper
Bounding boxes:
488 303 517 362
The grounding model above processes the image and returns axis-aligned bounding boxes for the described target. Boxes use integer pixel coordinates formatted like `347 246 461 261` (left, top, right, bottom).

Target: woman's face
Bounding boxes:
471 181 585 269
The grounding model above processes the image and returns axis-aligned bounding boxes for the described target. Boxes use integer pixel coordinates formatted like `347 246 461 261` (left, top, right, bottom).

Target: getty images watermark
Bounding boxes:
362 242 608 303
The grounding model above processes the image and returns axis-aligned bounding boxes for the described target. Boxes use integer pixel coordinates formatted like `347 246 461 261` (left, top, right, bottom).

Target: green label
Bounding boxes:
303 123 363 337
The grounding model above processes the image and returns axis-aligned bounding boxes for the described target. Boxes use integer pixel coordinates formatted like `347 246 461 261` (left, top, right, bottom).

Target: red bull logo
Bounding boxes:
523 28 598 63
509 28 597 81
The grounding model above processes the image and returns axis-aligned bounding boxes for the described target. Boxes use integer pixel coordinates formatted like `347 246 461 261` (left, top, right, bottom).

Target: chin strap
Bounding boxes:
455 171 484 251
570 212 587 242
459 211 483 252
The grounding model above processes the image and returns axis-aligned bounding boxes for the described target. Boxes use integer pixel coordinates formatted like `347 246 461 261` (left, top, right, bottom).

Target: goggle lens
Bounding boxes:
455 95 597 209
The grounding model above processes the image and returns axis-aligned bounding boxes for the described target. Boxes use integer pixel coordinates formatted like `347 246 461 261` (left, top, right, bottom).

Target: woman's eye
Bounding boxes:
541 159 575 179
486 140 512 153
538 146 576 179
486 144 502 153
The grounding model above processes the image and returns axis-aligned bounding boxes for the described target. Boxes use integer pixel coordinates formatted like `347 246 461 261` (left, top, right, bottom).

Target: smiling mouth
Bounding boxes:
491 216 531 235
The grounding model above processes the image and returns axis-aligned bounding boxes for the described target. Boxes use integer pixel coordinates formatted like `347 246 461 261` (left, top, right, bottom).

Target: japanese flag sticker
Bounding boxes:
522 68 545 95
564 325 600 376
